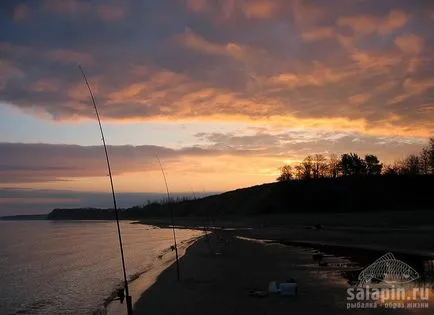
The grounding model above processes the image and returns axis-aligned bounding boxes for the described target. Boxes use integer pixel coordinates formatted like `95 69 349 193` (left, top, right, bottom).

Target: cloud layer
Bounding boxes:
0 0 433 136
0 131 426 185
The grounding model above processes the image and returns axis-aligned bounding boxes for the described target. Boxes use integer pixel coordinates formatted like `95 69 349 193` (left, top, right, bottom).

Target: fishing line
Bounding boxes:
79 65 133 315
155 155 180 281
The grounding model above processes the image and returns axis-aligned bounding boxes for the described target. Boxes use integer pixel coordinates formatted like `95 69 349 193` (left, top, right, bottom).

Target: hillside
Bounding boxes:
46 175 434 220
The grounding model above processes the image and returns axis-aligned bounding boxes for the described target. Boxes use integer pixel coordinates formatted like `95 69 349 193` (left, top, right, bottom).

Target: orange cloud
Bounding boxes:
176 29 251 60
183 0 325 25
30 78 60 92
289 0 325 27
2 0 433 143
268 62 354 88
185 0 211 13
177 29 225 55
349 49 400 71
394 34 424 55
47 49 93 65
241 1 279 19
349 93 372 105
13 4 29 22
403 77 434 95
406 55 433 74
337 10 407 36
98 4 125 21
301 27 334 42
99 64 431 137
388 77 434 105
67 77 103 101
374 80 397 93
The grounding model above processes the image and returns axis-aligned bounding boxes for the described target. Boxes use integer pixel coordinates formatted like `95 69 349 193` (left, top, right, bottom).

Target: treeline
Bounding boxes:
47 197 195 220
277 137 434 181
47 175 434 220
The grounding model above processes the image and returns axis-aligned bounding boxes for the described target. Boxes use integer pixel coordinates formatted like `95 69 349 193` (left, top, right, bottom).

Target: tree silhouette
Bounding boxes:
402 154 421 175
294 164 304 180
327 154 340 178
301 155 314 180
340 153 366 176
312 154 327 178
383 163 400 176
276 136 433 182
427 138 434 174
277 165 293 182
420 147 431 175
365 154 382 175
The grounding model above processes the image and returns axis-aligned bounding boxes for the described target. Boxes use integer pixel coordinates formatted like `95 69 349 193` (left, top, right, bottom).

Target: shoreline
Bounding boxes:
106 234 204 315
268 239 434 259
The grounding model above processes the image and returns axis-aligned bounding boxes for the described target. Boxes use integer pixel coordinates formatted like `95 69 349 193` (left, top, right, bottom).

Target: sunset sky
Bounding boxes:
1 0 433 214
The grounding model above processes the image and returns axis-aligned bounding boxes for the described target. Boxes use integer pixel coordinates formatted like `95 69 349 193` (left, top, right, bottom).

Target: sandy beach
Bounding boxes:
108 229 433 315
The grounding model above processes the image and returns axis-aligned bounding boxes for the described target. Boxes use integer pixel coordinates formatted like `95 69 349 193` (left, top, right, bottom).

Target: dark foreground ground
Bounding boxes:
132 230 433 315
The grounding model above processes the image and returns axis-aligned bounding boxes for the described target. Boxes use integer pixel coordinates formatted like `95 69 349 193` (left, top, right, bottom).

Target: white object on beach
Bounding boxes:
268 281 280 293
279 282 297 296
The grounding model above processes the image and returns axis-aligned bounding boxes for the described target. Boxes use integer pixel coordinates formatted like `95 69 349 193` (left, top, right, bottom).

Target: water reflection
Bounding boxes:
280 241 434 311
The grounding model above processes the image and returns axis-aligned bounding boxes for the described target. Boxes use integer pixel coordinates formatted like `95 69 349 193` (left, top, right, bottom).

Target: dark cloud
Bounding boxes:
0 142 211 182
0 0 433 135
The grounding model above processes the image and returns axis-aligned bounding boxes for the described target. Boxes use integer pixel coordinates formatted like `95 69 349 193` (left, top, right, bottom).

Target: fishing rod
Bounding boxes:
202 186 216 229
189 183 213 255
189 183 196 200
78 65 133 315
156 155 180 281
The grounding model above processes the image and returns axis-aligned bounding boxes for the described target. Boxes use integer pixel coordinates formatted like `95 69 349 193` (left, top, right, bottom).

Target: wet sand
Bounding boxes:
238 225 434 258
106 236 199 315
130 230 432 315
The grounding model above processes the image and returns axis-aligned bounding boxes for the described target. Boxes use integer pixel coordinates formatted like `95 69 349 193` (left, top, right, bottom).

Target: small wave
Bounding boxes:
101 235 201 313
14 299 52 314
100 255 165 311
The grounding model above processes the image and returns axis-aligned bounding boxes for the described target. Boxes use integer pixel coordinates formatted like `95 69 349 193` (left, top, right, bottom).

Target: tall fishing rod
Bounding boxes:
189 184 213 255
78 65 133 315
156 155 180 281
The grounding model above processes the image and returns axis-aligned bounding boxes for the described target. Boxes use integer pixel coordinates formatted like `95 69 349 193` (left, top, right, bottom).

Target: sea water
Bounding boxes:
0 220 200 314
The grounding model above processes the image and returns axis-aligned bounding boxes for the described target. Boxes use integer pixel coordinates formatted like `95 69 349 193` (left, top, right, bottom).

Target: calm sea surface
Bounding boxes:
0 221 200 314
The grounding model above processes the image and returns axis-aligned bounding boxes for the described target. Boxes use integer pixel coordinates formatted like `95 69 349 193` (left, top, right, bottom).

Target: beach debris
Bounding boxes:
268 279 298 296
268 281 280 293
279 280 298 296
